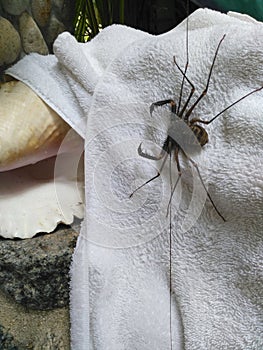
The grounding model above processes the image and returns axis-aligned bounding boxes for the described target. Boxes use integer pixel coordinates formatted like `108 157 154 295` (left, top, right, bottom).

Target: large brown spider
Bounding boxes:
130 34 263 221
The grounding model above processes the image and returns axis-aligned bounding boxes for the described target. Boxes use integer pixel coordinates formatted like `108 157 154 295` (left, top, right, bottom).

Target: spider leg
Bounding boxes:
190 86 263 125
177 7 189 115
130 137 171 198
173 57 195 119
177 61 188 115
138 142 166 160
150 99 177 116
183 34 226 122
129 150 169 198
166 146 182 217
186 156 226 221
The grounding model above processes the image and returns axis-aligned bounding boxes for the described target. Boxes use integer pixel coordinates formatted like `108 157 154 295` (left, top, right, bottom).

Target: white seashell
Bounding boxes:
0 80 85 238
0 80 81 172
0 151 84 239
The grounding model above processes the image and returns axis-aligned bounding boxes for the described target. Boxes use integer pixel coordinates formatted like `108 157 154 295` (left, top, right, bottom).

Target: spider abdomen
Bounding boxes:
190 124 208 147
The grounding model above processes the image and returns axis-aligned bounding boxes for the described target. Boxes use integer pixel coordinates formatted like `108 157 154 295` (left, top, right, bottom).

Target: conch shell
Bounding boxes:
0 80 85 239
0 80 73 172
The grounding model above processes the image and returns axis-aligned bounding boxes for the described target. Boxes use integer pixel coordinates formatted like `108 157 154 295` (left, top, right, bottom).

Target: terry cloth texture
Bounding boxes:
7 9 263 350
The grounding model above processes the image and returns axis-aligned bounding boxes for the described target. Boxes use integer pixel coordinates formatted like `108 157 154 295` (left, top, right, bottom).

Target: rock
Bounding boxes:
19 12 49 55
52 0 75 32
0 0 75 77
32 0 52 28
45 14 65 46
0 225 79 310
0 324 19 350
0 289 70 349
1 0 29 16
0 17 21 66
52 0 64 11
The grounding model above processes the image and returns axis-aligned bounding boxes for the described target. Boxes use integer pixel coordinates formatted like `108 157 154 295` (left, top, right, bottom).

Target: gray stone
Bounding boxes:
0 0 75 77
1 0 30 16
0 17 21 66
45 14 65 46
0 225 79 310
19 12 49 55
0 289 70 349
52 0 64 11
32 0 52 28
52 0 74 33
0 324 19 350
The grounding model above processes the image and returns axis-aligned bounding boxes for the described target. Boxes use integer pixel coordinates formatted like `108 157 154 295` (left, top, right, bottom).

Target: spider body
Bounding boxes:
189 123 208 147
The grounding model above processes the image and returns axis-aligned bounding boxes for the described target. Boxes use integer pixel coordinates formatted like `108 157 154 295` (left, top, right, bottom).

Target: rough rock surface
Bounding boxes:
31 0 52 28
1 0 30 16
19 11 49 55
0 224 79 310
0 289 70 349
0 324 19 350
0 0 75 78
0 17 21 66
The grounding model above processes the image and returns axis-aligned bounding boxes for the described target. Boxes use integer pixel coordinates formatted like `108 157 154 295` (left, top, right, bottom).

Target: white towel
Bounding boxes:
7 8 263 349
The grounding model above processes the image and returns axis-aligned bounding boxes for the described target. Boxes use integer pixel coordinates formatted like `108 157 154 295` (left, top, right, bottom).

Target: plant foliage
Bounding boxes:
74 0 198 42
74 0 125 42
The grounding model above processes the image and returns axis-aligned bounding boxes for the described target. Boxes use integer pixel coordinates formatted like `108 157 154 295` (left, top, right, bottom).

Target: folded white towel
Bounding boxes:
7 8 263 349
67 9 263 349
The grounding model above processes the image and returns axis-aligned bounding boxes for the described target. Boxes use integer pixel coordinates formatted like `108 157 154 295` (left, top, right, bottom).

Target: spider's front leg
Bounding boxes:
129 137 171 198
150 99 177 116
138 142 166 160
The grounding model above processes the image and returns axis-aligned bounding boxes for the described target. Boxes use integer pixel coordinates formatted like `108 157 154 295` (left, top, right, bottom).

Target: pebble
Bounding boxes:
0 0 74 77
52 0 64 11
1 0 29 16
32 0 52 28
19 12 49 55
0 17 21 66
45 14 65 46
58 0 75 23
0 225 78 309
